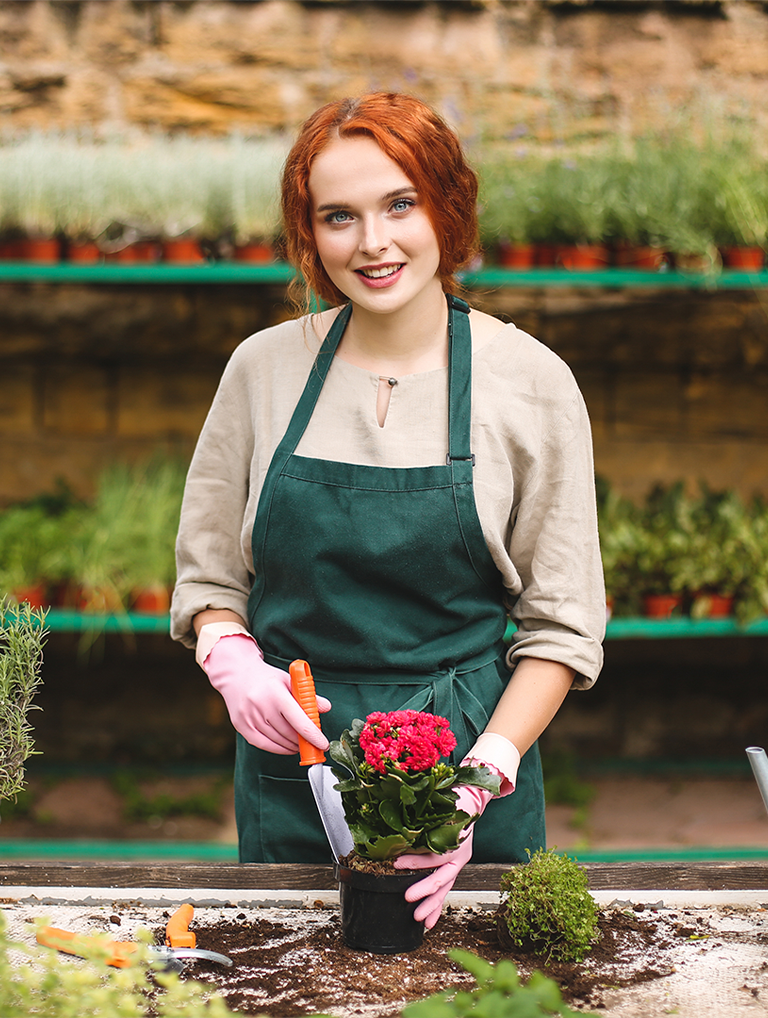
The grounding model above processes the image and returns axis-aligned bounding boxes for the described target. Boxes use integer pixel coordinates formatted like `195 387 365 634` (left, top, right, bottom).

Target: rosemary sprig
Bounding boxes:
0 598 47 803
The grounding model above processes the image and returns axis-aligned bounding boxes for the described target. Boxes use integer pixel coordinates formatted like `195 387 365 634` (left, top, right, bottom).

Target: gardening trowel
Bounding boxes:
290 659 354 863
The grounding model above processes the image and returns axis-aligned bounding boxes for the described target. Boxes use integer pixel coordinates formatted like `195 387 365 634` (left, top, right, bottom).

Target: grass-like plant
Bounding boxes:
402 948 596 1017
498 848 600 963
0 598 47 803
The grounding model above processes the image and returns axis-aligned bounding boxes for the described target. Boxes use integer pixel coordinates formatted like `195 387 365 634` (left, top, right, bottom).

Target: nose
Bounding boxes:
359 214 389 257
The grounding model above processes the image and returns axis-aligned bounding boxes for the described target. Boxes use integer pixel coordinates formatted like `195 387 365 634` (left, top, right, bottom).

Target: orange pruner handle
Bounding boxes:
36 926 138 968
165 903 196 949
289 659 326 767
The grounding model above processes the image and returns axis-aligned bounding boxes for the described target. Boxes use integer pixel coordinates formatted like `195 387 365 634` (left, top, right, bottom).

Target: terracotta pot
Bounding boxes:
692 592 734 618
643 593 682 619
106 241 161 264
131 585 171 614
335 864 424 954
497 242 535 269
614 245 668 270
534 243 558 266
22 238 62 263
12 583 49 609
720 246 764 271
556 244 610 270
67 241 101 264
162 239 205 264
233 242 274 264
0 239 26 260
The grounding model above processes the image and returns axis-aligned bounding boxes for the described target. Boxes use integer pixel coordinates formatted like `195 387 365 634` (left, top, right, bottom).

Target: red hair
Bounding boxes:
281 93 479 310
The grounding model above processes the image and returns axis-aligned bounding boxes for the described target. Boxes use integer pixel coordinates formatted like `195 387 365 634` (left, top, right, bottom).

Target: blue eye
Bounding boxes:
325 210 351 224
391 198 414 213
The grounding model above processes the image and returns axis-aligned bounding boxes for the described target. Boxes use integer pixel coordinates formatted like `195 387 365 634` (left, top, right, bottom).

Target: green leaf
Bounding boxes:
400 782 417 805
364 834 411 860
379 799 406 833
454 764 502 796
424 822 463 854
448 948 496 988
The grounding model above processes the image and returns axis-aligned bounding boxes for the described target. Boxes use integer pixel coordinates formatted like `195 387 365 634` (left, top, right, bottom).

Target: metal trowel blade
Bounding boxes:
307 763 354 863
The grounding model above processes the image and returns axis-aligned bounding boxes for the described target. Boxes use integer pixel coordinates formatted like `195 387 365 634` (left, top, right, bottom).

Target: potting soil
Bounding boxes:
3 899 768 1016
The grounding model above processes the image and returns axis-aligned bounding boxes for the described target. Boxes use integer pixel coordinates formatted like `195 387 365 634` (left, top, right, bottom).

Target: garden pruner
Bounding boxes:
36 903 233 973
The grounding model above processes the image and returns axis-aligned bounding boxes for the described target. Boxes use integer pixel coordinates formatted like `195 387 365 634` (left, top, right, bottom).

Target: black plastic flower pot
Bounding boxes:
335 864 425 954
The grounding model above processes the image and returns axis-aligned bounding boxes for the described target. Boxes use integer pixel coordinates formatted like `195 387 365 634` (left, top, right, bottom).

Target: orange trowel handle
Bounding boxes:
36 926 138 968
165 903 196 949
289 659 325 767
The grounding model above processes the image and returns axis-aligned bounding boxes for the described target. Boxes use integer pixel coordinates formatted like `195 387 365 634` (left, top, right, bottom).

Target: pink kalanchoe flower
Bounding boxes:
359 710 457 773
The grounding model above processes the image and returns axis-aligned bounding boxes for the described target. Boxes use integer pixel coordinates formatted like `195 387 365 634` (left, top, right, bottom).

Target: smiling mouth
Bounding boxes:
357 264 404 279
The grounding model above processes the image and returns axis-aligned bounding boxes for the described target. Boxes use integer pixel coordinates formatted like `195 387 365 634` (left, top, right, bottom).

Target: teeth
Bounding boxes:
360 265 402 278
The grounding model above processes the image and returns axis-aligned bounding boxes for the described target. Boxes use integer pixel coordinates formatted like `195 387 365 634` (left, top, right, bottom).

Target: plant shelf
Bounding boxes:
29 610 768 638
1 261 767 289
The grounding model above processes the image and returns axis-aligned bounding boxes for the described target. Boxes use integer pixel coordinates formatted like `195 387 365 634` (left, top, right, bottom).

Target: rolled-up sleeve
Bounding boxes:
504 390 605 688
170 352 256 649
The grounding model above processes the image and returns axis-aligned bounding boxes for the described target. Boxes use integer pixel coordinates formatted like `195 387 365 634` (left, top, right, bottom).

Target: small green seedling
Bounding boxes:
498 848 600 963
402 948 597 1017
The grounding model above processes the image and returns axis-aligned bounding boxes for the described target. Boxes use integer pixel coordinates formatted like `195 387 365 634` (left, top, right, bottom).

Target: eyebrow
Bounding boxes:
315 186 418 214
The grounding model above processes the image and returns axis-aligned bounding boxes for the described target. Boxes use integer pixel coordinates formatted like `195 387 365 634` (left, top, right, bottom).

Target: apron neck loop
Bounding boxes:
445 294 474 472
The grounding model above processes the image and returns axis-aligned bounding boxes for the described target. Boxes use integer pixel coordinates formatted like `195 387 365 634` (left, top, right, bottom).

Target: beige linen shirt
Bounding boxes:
171 312 605 688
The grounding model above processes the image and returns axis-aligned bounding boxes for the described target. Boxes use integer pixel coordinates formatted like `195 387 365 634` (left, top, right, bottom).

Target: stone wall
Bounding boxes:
1 0 767 143
2 280 767 505
2 0 768 505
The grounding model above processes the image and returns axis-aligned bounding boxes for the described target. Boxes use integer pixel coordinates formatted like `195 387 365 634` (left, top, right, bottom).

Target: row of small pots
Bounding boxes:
0 237 276 264
2 237 765 270
606 591 735 622
12 581 172 615
497 241 766 271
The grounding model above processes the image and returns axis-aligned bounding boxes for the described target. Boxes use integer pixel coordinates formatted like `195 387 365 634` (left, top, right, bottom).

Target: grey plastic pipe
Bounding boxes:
746 747 768 817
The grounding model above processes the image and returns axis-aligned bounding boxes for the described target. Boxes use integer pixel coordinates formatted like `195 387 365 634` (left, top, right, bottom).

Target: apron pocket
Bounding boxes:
257 774 332 864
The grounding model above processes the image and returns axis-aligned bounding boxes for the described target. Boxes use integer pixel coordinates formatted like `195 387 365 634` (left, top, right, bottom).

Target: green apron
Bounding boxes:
239 294 545 863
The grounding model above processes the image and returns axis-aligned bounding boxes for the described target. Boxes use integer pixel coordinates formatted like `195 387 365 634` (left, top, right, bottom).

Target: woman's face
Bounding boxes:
308 135 442 316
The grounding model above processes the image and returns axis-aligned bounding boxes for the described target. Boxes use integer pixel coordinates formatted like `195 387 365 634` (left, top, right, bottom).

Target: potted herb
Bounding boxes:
634 483 694 617
700 132 767 270
596 478 643 617
478 155 540 267
0 505 66 608
543 156 615 269
731 495 768 625
679 485 750 618
225 134 285 261
0 134 63 261
121 457 186 613
329 710 500 953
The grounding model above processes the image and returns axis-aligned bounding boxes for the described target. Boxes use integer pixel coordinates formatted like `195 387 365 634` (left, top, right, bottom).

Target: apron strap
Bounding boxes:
446 294 472 463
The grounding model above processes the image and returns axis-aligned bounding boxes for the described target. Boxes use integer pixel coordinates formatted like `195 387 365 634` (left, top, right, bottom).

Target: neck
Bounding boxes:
338 284 449 377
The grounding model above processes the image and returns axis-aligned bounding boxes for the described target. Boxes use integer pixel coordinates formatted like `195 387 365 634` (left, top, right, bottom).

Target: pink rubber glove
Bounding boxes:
202 633 331 755
394 783 493 930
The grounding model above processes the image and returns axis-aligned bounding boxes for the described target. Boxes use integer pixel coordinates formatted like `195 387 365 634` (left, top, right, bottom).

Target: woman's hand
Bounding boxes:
201 632 331 754
393 784 493 929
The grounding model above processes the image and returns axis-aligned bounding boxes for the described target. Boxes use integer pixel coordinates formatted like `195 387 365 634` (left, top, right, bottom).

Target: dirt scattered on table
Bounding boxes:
171 903 763 1016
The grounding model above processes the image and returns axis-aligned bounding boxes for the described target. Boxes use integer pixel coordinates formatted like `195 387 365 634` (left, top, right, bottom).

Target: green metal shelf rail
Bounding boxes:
35 609 768 638
0 838 764 862
1 261 768 289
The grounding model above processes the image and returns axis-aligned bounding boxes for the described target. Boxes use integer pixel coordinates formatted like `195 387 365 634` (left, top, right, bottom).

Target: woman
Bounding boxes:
171 92 605 929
